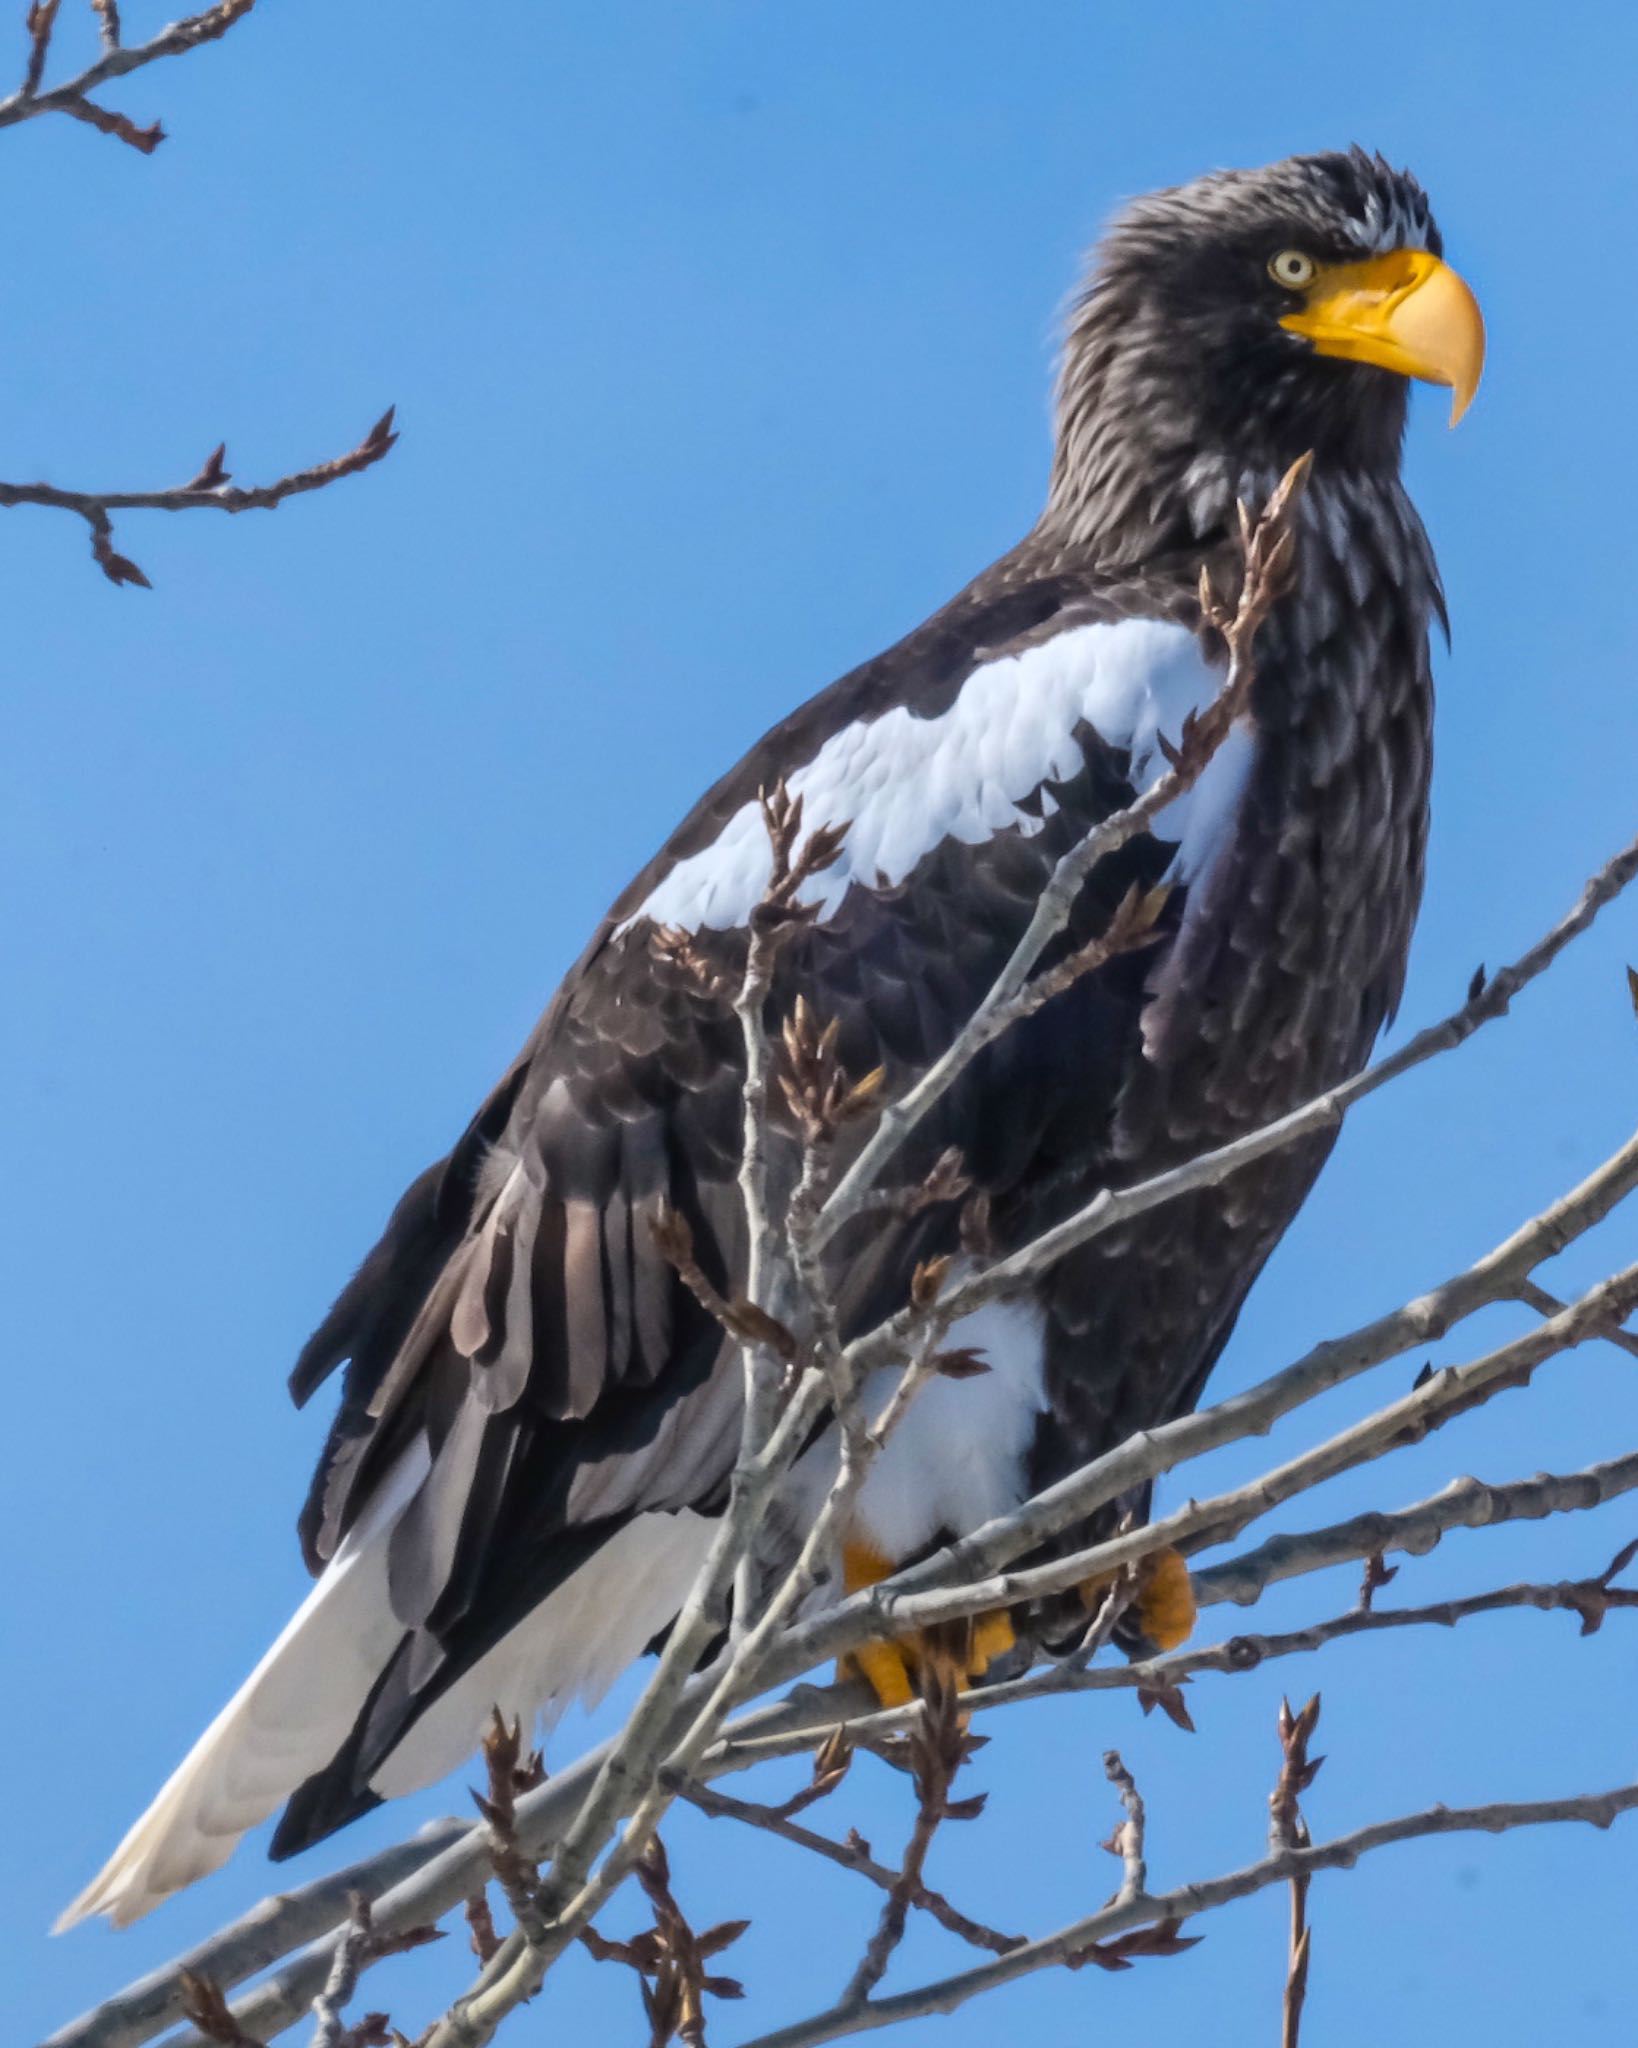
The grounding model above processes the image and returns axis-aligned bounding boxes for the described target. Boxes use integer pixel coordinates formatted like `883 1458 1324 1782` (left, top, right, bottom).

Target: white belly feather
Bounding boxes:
783 1296 1049 1562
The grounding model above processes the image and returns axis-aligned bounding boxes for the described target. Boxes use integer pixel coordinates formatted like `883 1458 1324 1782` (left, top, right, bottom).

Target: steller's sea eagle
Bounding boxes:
62 147 1482 1929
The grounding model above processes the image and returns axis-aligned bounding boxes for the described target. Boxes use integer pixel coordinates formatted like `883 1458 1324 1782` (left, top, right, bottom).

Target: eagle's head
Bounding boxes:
1049 149 1484 556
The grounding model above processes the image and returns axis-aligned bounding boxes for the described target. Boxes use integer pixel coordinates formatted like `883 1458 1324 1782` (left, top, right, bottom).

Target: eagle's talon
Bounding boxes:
1138 1547 1197 1652
965 1607 1016 1676
839 1537 1016 1707
842 1638 917 1709
1079 1546 1196 1652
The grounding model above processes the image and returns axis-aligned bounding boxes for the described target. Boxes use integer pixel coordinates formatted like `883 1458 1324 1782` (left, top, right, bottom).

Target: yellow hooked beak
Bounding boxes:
1280 248 1485 425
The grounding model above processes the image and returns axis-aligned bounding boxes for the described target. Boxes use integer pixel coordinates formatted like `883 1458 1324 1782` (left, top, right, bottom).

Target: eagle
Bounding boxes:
62 147 1482 1930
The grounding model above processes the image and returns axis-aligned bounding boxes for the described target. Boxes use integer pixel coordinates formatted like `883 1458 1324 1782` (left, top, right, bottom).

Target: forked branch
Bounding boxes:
0 0 256 148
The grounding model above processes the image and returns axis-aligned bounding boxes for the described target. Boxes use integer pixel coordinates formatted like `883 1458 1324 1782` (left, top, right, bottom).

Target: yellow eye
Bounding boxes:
1268 249 1317 290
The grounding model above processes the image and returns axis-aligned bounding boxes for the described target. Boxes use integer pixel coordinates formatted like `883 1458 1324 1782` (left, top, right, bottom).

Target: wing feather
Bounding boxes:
69 563 1237 1913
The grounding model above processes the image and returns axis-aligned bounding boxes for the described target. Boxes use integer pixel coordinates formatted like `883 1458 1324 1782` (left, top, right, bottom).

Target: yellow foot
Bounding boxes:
838 1539 1016 1707
1081 1545 1197 1652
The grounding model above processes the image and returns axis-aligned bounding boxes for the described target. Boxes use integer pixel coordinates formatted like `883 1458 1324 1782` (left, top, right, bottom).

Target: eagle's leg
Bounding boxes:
838 1539 1015 1708
1081 1546 1197 1651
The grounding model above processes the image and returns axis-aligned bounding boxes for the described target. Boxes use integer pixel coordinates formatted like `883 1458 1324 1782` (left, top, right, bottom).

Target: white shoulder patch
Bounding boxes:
625 617 1249 936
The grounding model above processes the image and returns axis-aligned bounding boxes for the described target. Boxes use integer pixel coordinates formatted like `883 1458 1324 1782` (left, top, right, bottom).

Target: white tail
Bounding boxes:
55 1442 714 1931
54 1442 431 1930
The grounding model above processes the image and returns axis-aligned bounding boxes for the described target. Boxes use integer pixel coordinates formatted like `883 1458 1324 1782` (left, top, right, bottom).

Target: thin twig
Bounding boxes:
176 1970 265 2048
307 1894 442 2048
671 1774 1023 1958
0 409 398 586
1357 1553 1397 1612
470 1713 547 1946
579 1836 747 2048
1101 1751 1147 1905
24 0 60 96
462 1892 500 1968
1269 1698 1321 2048
840 1674 986 2006
721 787 851 1639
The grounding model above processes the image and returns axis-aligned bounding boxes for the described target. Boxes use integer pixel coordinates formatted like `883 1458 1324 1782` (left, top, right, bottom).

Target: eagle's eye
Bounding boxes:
1268 249 1317 290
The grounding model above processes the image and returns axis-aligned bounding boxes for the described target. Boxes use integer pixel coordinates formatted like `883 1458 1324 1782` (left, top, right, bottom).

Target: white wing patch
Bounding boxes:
625 618 1249 936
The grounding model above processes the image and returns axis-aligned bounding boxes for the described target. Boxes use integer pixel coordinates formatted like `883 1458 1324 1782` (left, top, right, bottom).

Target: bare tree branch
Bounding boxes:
720 788 852 1640
1513 1275 1638 1362
63 1513 1638 2048
850 1113 1638 1628
1100 1750 1147 1906
670 1772 1023 1959
59 1117 1638 2048
1 8 398 588
839 1676 986 2007
41 1820 473 2048
1269 1697 1321 2048
579 1835 748 2048
0 0 255 146
56 828 1638 2048
749 1257 1638 1686
306 1895 440 2048
725 1519 1638 1772
730 1779 1638 2048
0 411 400 588
1194 1449 1638 1610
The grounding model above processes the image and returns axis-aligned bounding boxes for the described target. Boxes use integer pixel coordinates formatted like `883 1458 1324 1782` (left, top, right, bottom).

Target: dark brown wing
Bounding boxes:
273 564 1190 1852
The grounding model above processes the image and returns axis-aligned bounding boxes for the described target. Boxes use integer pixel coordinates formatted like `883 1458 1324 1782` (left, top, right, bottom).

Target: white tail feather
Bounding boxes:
370 1508 714 1798
54 1441 431 1931
55 1453 714 1931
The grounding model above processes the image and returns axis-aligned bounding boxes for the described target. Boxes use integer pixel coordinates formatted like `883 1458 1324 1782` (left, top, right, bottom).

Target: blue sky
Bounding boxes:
6 3 1638 2042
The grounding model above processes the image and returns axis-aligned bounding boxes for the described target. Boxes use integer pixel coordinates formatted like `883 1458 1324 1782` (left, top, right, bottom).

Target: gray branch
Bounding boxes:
0 0 256 139
731 1779 1638 2048
49 1123 1638 2048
